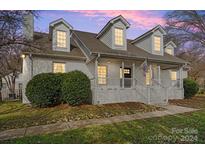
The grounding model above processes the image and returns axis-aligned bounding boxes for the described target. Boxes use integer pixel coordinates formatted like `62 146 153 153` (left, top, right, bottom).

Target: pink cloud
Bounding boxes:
68 10 165 30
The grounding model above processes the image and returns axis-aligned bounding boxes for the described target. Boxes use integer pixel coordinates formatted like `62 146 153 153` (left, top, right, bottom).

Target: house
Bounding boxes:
21 14 188 105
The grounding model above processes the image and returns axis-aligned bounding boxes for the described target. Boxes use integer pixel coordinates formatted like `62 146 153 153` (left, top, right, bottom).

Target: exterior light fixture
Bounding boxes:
21 54 26 59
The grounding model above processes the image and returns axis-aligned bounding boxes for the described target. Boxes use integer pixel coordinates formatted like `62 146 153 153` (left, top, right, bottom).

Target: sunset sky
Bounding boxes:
35 10 168 39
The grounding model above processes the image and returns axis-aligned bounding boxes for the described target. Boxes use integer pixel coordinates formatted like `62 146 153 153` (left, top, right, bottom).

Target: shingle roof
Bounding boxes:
23 30 186 64
131 25 166 44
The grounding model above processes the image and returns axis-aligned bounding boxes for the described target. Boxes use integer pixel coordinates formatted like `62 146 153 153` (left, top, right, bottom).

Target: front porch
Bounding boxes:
92 58 184 104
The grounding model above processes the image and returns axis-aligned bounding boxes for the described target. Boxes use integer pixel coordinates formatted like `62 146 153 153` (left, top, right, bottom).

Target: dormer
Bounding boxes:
49 18 73 52
96 15 130 51
131 25 166 56
164 41 177 56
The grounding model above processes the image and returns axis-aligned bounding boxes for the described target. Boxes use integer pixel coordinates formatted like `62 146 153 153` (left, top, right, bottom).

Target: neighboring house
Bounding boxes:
1 73 23 100
22 14 188 105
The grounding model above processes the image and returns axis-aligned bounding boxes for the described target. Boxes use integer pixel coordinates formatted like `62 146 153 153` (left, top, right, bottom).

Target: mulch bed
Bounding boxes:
169 96 205 109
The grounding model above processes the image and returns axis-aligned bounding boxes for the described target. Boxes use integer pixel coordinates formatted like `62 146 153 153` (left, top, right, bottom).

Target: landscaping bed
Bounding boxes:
169 96 205 109
0 101 163 131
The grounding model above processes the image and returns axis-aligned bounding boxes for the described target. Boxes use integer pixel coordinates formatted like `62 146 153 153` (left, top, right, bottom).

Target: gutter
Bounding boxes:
93 52 185 65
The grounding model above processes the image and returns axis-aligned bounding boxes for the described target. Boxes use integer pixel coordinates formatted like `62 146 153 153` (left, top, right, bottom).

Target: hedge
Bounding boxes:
62 71 91 105
26 73 63 107
26 71 91 107
183 78 199 99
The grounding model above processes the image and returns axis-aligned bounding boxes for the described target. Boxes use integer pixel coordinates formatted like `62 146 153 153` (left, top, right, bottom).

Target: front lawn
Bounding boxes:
1 109 204 144
0 101 162 131
169 96 205 109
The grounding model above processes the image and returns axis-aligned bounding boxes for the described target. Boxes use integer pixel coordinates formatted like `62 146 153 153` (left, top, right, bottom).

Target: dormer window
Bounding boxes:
57 31 67 48
114 28 123 46
154 36 161 52
166 48 173 55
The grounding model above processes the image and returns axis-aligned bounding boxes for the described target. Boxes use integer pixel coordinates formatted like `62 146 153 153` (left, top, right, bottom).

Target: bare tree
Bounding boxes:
165 11 205 83
0 11 38 99
165 11 205 47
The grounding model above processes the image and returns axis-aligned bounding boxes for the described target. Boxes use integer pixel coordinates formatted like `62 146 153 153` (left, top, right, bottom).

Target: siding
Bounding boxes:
134 35 152 53
100 28 113 49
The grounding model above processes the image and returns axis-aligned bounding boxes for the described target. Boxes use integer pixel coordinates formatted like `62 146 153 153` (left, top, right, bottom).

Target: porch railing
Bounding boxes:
96 77 182 89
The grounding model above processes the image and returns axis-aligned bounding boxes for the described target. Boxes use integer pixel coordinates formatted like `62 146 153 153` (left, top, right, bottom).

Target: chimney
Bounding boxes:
23 13 34 41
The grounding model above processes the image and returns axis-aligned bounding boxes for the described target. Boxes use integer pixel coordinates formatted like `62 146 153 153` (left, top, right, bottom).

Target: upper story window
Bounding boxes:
166 48 173 55
114 28 123 46
154 36 161 52
53 62 65 73
98 66 107 85
57 31 67 48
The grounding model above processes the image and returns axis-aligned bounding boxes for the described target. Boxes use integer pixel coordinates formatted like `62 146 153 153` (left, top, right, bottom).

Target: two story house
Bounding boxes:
22 14 188 105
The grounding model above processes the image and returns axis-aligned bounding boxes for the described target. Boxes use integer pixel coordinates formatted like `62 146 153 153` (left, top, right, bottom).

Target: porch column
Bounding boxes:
149 65 152 86
179 67 183 88
122 61 124 88
158 65 161 84
132 62 136 87
95 59 98 87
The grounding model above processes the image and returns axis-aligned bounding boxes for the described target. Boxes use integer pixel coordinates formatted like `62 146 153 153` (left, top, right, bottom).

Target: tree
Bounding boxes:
165 11 205 83
165 11 205 47
0 11 38 99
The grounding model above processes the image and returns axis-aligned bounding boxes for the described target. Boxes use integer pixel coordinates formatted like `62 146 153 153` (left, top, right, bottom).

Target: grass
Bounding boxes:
169 96 205 109
0 101 162 131
1 109 205 144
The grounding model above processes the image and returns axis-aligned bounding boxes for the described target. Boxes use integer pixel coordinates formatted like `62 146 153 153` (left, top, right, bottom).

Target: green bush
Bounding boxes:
26 73 63 107
62 71 91 105
183 78 199 99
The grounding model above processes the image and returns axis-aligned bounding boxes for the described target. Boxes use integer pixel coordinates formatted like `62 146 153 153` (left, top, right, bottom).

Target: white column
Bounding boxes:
179 67 183 88
158 65 161 84
149 65 152 86
95 59 98 87
132 62 136 88
122 61 124 88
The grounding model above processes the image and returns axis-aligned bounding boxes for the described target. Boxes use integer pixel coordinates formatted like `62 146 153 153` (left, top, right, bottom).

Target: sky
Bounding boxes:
35 10 168 39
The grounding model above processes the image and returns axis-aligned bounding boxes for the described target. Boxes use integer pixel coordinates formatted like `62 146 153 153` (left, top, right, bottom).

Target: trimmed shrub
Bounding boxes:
62 71 91 105
26 73 63 107
183 78 199 99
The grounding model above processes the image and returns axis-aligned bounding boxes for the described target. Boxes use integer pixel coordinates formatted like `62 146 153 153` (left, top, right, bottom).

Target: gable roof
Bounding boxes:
96 15 131 39
131 25 167 44
24 30 187 65
164 41 177 48
49 18 73 29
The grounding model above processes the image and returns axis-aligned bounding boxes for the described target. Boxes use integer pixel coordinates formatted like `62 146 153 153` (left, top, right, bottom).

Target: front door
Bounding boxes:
120 67 132 88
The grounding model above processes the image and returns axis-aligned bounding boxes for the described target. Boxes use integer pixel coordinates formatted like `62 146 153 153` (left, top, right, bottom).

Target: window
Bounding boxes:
120 68 131 78
170 71 177 80
98 66 107 84
53 62 65 73
166 48 173 55
146 69 151 85
114 28 123 46
154 36 161 52
57 31 66 48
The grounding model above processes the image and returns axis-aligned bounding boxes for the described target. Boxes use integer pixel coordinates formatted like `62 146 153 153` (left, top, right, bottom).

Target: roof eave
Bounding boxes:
96 15 130 39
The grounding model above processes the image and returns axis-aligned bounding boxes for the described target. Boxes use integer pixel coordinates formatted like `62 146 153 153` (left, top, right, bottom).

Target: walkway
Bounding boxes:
0 105 198 141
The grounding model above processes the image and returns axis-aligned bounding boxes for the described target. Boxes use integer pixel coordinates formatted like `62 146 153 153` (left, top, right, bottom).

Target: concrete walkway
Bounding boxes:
0 105 198 141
